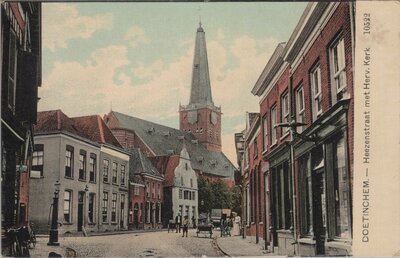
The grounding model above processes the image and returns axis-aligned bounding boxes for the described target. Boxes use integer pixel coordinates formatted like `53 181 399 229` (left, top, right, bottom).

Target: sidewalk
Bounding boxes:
29 237 76 258
215 235 278 257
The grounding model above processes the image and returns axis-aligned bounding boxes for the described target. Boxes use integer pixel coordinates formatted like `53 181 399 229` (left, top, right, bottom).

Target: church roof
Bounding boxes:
189 23 214 106
108 111 236 180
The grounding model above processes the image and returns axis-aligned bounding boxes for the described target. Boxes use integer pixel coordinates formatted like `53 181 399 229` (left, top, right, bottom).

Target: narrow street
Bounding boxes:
32 229 222 257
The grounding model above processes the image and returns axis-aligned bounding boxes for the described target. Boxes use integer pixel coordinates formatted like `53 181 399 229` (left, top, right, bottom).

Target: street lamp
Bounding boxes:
48 181 61 246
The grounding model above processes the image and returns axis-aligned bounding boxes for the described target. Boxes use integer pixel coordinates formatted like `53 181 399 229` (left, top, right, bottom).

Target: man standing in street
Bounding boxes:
175 214 182 233
182 215 189 237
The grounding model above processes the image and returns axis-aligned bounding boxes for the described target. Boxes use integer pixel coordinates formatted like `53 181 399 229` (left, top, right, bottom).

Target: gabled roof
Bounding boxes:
107 111 236 179
72 115 121 148
128 148 163 180
35 110 80 135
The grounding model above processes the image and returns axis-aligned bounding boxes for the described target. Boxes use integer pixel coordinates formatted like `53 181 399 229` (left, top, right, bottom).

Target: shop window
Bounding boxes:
299 154 313 236
333 137 350 238
273 162 291 230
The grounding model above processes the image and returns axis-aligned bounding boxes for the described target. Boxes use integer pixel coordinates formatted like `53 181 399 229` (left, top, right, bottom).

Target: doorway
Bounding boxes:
77 192 84 232
313 168 326 255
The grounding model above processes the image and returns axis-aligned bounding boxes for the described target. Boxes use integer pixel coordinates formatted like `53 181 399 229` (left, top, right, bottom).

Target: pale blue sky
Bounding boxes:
39 2 308 162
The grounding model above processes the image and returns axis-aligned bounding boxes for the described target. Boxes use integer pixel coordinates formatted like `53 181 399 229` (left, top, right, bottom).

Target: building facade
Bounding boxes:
1 2 41 231
249 2 355 256
128 148 164 230
30 110 101 234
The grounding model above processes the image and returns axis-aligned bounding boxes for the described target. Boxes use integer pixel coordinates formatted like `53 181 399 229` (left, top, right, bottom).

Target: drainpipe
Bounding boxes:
288 71 298 255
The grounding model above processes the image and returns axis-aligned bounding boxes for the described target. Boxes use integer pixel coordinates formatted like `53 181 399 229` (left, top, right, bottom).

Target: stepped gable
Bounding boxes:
35 110 80 135
72 115 122 148
128 148 163 180
111 111 235 180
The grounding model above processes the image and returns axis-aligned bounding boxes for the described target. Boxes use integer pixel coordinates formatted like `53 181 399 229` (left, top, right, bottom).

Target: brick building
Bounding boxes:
1 2 41 234
128 148 164 230
236 2 355 256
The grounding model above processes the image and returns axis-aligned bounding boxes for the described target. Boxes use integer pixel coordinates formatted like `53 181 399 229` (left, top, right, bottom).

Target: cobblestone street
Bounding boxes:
31 229 223 257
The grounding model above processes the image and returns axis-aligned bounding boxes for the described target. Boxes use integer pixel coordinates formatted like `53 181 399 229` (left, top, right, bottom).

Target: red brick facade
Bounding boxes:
179 107 222 152
237 2 354 256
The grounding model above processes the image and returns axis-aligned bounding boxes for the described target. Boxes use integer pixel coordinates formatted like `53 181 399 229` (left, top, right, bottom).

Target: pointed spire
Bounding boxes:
190 23 213 106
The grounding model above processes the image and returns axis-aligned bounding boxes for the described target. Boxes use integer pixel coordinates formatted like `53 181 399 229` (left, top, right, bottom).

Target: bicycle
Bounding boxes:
28 222 37 248
6 226 31 257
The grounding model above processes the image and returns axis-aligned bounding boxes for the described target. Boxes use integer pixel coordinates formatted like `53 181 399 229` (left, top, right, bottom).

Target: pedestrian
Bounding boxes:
191 215 196 228
175 214 182 233
182 215 189 237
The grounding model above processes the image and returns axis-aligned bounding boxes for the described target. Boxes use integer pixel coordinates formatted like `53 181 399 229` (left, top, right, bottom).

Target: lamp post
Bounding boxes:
48 181 61 246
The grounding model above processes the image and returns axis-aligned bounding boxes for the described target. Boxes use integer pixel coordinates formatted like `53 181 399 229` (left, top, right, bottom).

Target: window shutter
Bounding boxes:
16 50 39 123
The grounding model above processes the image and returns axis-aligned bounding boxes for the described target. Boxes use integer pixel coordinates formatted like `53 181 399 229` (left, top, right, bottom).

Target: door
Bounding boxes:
313 168 326 255
77 192 84 232
133 203 139 229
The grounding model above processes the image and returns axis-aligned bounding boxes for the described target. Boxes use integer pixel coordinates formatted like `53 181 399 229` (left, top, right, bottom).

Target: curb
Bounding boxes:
213 236 230 257
36 229 168 238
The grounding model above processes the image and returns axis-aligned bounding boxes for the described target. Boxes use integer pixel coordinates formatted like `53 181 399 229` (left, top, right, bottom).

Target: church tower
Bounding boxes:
179 23 222 152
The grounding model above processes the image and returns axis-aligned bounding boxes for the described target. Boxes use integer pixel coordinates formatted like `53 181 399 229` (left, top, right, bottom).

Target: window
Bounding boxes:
299 154 313 236
330 36 347 103
120 194 125 227
32 144 44 177
7 29 17 111
272 162 291 230
281 92 290 136
111 193 117 222
310 65 323 121
146 202 150 223
180 176 184 186
333 137 350 239
296 86 305 133
103 160 109 182
192 191 196 201
64 190 72 222
89 154 96 183
65 146 74 178
262 115 268 151
190 178 193 188
253 139 258 159
134 186 140 196
88 193 95 224
120 165 126 186
146 182 150 197
152 183 155 198
185 163 188 170
184 190 189 200
102 192 108 222
79 150 86 180
179 189 183 199
158 183 161 199
112 162 117 184
271 106 277 144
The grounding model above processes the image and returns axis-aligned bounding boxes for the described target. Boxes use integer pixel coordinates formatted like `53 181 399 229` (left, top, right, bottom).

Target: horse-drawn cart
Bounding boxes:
196 224 213 238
